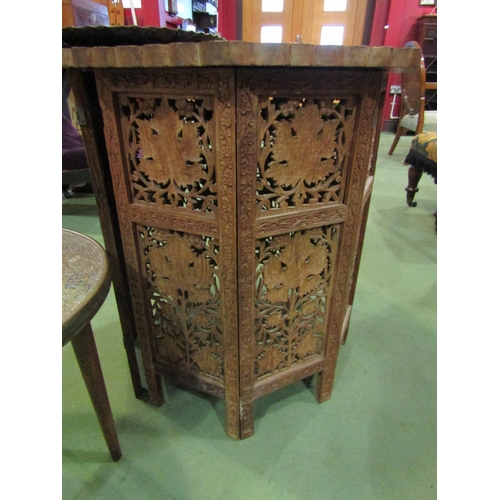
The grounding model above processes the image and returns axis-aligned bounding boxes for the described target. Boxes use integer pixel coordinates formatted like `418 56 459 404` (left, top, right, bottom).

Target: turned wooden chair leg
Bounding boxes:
405 165 423 207
388 126 407 155
71 323 122 462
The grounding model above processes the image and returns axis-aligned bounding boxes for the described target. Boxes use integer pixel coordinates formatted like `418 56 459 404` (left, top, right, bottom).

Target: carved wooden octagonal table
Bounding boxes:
63 27 420 439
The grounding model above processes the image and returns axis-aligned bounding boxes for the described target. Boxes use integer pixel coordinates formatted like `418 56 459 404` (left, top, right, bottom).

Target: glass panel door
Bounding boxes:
242 0 368 46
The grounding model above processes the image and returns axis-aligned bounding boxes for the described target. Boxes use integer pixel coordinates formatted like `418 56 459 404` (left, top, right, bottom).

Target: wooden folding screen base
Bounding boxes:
63 29 419 439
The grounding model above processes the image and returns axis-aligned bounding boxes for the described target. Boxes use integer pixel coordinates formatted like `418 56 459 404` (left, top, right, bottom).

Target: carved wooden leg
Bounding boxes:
314 345 341 404
239 399 255 440
143 366 164 407
71 323 122 461
315 370 334 404
405 164 423 207
224 395 241 440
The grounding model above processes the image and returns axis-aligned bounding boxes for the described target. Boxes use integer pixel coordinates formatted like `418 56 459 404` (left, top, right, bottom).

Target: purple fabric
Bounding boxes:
62 114 88 171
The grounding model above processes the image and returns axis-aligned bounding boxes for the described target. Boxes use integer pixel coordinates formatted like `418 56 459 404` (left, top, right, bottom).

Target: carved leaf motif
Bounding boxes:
148 233 214 303
157 334 185 364
137 100 205 186
293 332 322 359
263 233 328 303
192 348 222 377
301 300 317 316
265 312 282 328
256 346 287 375
267 104 340 187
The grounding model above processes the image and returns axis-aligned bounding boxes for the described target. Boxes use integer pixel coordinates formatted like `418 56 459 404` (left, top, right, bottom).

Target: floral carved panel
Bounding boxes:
138 225 224 381
254 226 338 379
119 95 217 212
96 68 239 431
232 67 387 437
256 97 356 213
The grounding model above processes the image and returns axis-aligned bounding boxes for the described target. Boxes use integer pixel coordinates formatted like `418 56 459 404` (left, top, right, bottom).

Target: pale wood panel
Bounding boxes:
290 0 305 42
106 0 125 26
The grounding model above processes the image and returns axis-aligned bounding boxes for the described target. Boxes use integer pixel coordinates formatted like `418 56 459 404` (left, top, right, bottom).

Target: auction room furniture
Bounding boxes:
62 167 91 198
62 228 122 461
62 26 420 439
415 14 437 111
403 131 437 208
62 113 92 198
387 41 437 156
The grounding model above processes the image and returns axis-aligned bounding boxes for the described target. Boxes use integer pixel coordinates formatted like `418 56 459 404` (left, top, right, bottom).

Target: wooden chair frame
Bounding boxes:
388 41 427 155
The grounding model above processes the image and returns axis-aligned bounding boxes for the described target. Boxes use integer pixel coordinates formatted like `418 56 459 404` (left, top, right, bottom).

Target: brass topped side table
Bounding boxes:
62 228 121 461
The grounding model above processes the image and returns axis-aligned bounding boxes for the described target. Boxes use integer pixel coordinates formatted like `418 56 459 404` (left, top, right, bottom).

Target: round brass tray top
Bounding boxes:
62 229 111 346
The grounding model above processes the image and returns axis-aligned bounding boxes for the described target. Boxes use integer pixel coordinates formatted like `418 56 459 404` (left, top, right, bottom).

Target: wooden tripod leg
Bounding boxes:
71 324 122 462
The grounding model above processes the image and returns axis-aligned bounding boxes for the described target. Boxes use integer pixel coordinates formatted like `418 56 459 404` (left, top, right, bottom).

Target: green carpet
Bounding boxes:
62 132 437 499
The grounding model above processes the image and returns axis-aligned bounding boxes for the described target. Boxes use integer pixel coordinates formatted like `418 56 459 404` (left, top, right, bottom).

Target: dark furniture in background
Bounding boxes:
62 113 91 197
403 131 437 208
415 14 437 111
403 131 437 232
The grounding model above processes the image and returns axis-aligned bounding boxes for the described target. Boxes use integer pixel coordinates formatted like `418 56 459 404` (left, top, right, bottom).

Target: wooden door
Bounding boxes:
242 0 368 45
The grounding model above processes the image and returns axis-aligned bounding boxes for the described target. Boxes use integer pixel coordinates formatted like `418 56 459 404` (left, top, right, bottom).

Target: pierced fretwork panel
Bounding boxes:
120 96 217 212
254 226 338 379
138 226 224 380
257 97 355 212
